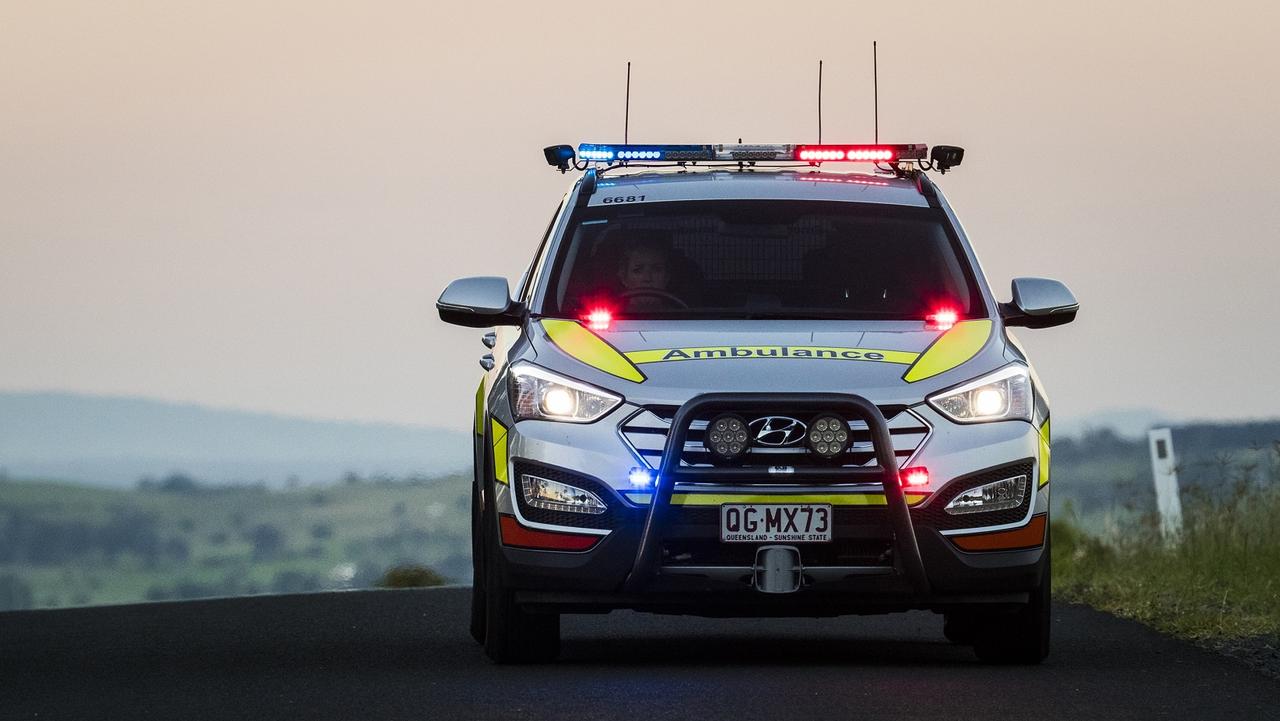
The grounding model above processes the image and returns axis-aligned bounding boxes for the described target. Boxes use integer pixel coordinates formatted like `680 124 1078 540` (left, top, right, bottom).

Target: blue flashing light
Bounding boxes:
579 145 615 162
577 144 716 163
628 467 655 488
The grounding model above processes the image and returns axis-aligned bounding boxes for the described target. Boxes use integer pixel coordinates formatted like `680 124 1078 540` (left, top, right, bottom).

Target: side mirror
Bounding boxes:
1001 277 1079 329
436 276 523 328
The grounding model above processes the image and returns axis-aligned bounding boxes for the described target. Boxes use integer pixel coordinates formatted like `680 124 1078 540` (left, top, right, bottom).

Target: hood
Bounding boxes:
526 318 1007 407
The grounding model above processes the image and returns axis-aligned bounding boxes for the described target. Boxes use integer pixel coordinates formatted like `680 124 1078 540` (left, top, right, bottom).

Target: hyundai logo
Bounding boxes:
749 416 808 447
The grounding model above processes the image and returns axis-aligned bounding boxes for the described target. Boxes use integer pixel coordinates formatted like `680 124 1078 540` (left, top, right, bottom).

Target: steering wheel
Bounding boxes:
620 288 689 309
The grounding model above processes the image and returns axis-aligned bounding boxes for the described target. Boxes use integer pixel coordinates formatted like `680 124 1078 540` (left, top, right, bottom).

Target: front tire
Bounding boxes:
468 478 486 645
973 540 1051 664
482 523 560 664
478 450 560 664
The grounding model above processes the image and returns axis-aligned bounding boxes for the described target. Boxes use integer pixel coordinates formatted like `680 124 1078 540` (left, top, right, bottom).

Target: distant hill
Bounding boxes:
0 392 469 488
1051 407 1176 440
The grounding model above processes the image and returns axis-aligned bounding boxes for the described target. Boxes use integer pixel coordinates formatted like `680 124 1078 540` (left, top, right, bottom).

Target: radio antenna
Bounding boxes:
624 61 631 144
817 59 824 143
872 42 879 144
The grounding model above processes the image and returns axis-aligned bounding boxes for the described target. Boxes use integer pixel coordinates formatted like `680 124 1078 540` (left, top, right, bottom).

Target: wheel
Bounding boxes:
468 476 486 645
482 561 560 664
943 611 979 646
973 540 1051 664
479 449 560 664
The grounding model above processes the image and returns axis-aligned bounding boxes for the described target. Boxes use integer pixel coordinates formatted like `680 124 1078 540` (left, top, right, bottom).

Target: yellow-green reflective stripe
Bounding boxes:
474 378 485 436
490 418 509 484
625 346 918 366
1038 418 1051 487
541 319 645 383
902 320 993 383
625 493 928 506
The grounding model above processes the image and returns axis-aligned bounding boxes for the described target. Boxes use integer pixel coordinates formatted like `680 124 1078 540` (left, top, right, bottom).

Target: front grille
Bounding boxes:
620 405 930 474
511 461 637 530
911 459 1036 531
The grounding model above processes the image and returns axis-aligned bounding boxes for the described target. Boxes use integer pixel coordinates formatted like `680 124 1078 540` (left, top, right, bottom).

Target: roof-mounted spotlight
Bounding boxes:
930 145 965 173
543 144 576 172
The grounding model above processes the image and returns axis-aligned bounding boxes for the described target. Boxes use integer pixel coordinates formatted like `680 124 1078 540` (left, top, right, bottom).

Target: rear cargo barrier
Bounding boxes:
754 546 802 594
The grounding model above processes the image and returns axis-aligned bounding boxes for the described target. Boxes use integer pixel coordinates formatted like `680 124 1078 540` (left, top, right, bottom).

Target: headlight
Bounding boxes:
927 364 1031 424
508 363 622 423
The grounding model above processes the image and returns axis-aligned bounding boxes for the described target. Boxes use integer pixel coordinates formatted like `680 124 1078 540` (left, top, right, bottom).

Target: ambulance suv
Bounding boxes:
437 142 1078 664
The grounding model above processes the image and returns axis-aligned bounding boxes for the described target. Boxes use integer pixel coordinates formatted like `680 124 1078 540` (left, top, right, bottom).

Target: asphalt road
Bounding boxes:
2 587 1278 721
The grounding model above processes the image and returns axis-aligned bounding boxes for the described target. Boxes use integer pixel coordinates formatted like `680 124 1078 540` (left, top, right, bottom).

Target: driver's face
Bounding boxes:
619 247 669 290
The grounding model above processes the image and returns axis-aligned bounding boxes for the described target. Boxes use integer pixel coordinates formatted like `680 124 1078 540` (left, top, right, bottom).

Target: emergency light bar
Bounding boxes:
574 143 928 164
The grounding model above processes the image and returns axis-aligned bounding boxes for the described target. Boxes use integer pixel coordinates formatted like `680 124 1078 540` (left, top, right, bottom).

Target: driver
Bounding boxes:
616 235 681 311
618 241 670 294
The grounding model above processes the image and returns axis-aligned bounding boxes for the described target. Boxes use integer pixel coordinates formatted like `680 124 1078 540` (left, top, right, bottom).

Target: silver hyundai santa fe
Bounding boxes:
438 142 1079 664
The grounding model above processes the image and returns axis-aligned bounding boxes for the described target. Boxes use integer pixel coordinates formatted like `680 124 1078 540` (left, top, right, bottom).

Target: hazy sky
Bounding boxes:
3 0 1279 430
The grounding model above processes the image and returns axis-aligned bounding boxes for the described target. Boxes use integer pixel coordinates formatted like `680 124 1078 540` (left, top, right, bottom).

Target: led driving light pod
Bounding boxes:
520 474 607 515
508 362 623 423
944 474 1028 515
705 413 750 462
806 413 851 459
927 364 1032 424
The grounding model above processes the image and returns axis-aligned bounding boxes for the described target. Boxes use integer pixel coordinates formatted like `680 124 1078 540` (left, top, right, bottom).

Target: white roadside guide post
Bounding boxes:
1147 428 1184 542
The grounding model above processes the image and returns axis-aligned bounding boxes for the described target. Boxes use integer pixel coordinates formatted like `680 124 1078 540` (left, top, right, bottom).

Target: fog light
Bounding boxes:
944 474 1028 515
806 413 850 459
705 413 750 462
521 474 607 515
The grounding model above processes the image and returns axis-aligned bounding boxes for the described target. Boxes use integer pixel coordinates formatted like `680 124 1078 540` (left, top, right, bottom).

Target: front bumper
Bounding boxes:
492 393 1047 614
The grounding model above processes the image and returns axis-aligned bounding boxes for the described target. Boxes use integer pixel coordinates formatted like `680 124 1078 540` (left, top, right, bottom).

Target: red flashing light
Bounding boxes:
583 308 613 331
795 145 897 163
902 467 930 488
926 308 959 331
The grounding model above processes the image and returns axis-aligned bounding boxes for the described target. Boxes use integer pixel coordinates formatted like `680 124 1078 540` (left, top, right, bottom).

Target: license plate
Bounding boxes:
719 504 833 543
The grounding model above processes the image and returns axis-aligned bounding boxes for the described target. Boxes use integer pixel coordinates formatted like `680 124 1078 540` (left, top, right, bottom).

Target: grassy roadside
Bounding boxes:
1052 477 1280 643
0 476 471 610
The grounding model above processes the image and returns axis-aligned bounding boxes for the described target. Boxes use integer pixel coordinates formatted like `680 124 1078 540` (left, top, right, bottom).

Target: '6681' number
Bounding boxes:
600 195 646 204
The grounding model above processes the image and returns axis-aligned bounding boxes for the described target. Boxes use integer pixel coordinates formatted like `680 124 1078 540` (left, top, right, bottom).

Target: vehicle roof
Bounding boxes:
587 168 930 208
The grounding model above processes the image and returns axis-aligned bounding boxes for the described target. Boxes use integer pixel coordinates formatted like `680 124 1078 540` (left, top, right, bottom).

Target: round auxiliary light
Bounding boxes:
705 413 750 463
806 413 851 460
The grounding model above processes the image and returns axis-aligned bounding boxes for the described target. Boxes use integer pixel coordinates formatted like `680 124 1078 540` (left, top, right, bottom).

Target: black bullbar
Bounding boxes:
622 392 930 596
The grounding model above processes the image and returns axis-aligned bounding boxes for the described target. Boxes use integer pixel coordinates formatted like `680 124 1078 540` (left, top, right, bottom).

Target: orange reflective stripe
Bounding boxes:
950 514 1047 552
499 515 600 551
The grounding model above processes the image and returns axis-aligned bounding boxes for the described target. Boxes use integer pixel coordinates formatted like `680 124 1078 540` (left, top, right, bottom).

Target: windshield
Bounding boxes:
540 200 985 321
